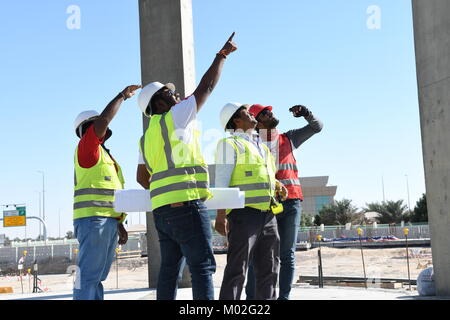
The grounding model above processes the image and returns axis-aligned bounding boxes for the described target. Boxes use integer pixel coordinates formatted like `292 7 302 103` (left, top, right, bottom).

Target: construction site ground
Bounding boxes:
0 246 446 300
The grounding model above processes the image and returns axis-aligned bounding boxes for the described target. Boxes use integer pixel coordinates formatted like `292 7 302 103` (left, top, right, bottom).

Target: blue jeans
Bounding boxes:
73 216 118 300
246 199 301 300
153 200 216 300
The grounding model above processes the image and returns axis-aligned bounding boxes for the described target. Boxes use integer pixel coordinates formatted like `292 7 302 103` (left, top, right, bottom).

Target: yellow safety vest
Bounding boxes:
219 135 277 214
73 146 125 222
140 111 212 211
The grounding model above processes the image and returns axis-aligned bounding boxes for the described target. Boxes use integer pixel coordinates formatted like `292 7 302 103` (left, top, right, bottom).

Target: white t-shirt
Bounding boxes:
138 95 197 164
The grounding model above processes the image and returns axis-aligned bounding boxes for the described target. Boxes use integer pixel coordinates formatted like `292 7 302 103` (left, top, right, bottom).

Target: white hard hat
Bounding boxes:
74 110 99 137
138 81 176 117
220 102 248 130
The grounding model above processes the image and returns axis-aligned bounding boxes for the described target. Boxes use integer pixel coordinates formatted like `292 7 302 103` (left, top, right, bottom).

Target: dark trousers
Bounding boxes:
246 199 302 300
219 207 280 300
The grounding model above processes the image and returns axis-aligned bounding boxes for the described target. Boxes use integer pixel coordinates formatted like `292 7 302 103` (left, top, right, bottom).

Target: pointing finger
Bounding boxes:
228 32 235 42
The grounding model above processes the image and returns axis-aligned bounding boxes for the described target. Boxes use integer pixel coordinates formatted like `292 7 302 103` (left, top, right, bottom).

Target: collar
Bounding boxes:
258 128 280 142
232 130 259 140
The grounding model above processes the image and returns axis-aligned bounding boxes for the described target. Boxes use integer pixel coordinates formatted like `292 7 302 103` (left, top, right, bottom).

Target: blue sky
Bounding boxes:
0 0 424 239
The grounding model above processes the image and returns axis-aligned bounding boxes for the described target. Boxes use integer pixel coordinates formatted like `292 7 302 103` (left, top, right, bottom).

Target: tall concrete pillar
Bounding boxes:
412 0 450 296
138 0 195 288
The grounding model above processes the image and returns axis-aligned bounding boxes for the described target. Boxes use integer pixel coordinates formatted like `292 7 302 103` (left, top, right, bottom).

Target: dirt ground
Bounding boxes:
0 247 432 295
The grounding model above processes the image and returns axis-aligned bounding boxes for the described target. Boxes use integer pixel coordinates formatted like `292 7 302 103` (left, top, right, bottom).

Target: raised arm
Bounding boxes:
193 32 237 111
285 105 323 149
93 85 141 139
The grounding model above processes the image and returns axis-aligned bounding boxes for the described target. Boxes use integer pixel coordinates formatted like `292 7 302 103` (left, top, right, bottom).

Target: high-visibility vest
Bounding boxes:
274 133 303 200
220 135 277 213
73 146 125 220
140 111 212 211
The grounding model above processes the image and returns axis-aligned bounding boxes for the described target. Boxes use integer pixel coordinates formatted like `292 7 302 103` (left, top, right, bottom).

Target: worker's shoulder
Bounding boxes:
216 136 240 149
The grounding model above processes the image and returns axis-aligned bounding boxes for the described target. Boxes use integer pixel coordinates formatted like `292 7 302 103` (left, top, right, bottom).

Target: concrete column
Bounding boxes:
412 0 450 296
138 0 195 288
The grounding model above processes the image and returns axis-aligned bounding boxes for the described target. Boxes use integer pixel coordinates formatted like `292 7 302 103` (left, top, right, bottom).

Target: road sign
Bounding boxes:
16 207 26 216
3 207 26 227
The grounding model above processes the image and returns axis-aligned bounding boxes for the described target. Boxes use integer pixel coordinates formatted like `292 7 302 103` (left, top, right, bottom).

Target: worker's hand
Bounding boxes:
118 223 128 245
289 105 311 118
215 210 229 237
121 85 142 100
275 180 288 202
219 32 238 56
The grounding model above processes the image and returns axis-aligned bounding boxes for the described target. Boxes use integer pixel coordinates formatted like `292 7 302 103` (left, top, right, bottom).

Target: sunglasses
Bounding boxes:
257 109 271 119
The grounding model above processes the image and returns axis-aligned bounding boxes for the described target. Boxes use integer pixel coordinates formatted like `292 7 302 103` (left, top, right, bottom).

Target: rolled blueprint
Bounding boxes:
114 188 245 212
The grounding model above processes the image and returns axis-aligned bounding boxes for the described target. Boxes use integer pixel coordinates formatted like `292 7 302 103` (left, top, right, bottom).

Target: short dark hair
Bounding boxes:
77 120 94 138
225 106 246 130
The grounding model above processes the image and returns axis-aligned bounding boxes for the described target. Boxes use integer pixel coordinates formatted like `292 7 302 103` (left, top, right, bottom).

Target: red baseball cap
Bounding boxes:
249 104 273 118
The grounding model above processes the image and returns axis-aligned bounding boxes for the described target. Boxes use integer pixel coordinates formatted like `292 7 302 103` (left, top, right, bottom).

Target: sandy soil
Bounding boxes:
0 247 432 295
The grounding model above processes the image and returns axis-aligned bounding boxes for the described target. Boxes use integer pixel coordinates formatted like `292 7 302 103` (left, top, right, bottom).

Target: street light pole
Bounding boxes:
37 171 45 237
405 174 411 213
58 209 61 239
37 191 42 239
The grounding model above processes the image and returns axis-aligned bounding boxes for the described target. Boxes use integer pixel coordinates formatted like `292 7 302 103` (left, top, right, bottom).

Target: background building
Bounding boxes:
300 176 337 215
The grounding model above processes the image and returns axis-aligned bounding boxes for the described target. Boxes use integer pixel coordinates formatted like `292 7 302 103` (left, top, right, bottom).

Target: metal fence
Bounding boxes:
0 224 431 273
297 224 430 243
0 237 142 275
210 223 431 253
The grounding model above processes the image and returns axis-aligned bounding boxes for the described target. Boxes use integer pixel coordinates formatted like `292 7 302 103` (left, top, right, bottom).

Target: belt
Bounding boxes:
156 198 207 211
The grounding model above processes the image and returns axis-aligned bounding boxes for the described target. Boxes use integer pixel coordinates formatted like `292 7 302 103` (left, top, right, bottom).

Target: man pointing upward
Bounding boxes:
137 32 237 300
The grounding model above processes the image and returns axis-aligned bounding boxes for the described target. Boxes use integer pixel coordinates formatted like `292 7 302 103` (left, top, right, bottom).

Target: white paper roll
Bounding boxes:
114 188 245 212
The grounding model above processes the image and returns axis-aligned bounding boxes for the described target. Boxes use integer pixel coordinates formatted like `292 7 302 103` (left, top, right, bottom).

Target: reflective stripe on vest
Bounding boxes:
73 146 124 220
279 179 301 186
230 182 276 191
150 180 210 198
74 188 115 197
142 111 212 210
160 116 176 168
224 136 276 213
73 200 114 210
278 163 298 171
139 136 153 174
245 196 272 205
151 165 209 182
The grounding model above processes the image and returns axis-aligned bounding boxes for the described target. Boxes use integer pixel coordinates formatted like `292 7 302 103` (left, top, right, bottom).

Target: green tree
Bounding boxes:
410 193 428 222
363 200 409 224
66 231 74 239
318 199 362 225
300 213 315 227
3 237 11 247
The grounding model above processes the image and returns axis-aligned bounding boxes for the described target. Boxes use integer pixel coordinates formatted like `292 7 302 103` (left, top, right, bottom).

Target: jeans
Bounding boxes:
246 199 301 300
153 199 216 300
73 216 118 300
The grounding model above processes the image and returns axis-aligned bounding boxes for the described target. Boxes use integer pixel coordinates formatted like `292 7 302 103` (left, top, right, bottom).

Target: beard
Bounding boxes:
269 117 279 128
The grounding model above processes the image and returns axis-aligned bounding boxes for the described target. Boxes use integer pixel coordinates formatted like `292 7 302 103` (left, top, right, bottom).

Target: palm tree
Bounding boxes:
318 199 362 225
363 200 409 224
